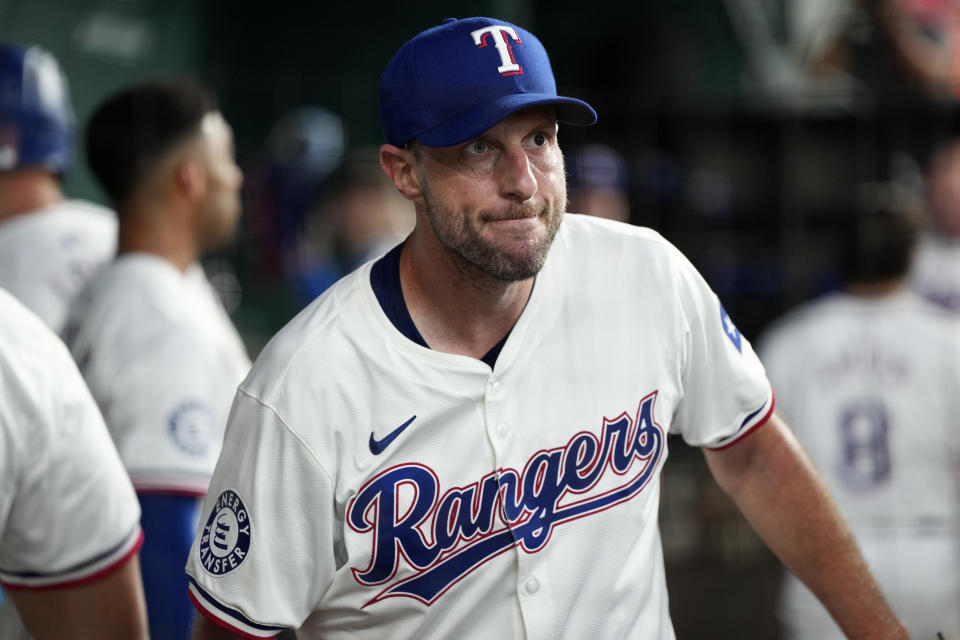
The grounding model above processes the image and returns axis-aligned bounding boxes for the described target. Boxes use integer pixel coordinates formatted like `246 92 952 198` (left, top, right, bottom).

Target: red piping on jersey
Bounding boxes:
705 387 776 451
189 590 279 640
0 528 144 591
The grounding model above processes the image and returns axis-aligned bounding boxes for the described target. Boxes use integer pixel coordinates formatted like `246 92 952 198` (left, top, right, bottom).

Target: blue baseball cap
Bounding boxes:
379 17 597 148
0 44 74 174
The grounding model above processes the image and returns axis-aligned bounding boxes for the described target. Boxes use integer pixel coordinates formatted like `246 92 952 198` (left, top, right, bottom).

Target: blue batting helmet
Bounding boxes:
0 44 74 174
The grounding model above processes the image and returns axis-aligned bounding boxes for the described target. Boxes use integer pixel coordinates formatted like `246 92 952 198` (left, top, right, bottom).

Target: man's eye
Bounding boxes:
468 141 488 154
532 133 547 146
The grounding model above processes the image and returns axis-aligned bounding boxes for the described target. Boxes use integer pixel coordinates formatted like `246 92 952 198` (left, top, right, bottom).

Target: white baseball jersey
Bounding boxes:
0 200 116 333
0 288 142 634
185 214 773 639
909 231 960 312
63 253 251 495
759 289 960 639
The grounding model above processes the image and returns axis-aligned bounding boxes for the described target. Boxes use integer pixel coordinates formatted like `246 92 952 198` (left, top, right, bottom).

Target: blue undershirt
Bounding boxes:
370 242 509 368
138 492 201 640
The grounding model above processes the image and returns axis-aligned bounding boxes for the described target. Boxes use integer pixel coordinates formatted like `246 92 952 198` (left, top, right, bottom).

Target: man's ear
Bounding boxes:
174 158 207 203
380 144 421 202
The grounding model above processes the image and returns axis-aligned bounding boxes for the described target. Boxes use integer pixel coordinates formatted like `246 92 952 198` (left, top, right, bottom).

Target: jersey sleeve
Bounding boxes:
0 324 142 590
185 389 336 636
667 247 774 449
754 323 799 429
106 328 238 495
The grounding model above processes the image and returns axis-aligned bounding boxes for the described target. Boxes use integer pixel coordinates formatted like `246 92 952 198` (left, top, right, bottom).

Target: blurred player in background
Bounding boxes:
910 136 960 311
247 105 345 281
0 43 116 333
63 78 251 640
565 142 631 223
759 185 960 639
241 105 346 319
187 16 905 639
293 145 414 302
0 288 148 640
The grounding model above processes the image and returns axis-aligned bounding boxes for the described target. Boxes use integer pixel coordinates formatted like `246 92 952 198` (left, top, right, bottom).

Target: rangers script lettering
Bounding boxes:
348 392 665 606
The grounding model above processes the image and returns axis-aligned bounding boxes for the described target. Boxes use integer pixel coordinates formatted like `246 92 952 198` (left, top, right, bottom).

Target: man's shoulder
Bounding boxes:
897 289 960 345
240 267 371 401
0 289 62 369
0 199 116 234
75 256 178 312
0 200 116 259
560 213 666 242
759 290 960 351
758 294 842 348
553 214 692 288
52 199 117 225
557 214 677 261
66 256 198 355
0 290 81 432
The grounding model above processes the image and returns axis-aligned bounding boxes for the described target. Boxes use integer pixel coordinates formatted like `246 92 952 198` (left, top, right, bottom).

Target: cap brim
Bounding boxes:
414 94 597 148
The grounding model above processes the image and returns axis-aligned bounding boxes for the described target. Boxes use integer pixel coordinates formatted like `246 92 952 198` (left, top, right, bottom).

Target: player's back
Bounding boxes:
63 252 251 494
762 289 960 523
759 289 960 638
0 200 116 333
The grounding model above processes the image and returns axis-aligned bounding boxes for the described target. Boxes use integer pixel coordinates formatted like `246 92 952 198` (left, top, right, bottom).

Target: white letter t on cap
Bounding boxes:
471 26 523 75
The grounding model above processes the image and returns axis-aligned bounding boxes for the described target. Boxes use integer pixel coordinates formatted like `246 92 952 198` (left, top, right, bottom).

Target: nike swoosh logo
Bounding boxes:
369 415 417 455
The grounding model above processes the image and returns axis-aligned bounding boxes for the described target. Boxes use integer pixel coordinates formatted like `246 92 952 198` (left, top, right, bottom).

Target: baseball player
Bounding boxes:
759 189 960 639
565 143 631 223
0 43 117 334
63 79 251 640
909 137 960 312
187 17 905 639
0 288 148 639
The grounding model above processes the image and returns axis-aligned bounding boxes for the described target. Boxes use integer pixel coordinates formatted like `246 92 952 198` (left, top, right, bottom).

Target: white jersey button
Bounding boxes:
487 378 503 400
523 577 540 594
495 422 509 438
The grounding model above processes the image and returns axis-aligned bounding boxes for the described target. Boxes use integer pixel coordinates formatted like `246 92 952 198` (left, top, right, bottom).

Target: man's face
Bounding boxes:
413 106 567 281
196 111 243 251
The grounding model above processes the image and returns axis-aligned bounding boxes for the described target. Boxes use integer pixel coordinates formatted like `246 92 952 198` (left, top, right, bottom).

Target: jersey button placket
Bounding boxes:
487 377 503 400
517 569 554 640
523 576 540 594
484 375 523 561
485 377 508 447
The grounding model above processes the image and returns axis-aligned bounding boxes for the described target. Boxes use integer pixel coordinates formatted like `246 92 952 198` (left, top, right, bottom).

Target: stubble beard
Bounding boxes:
420 179 567 283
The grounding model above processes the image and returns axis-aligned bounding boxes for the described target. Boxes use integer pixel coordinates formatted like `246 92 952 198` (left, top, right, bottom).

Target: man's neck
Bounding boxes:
0 171 64 221
117 200 198 273
845 279 904 297
399 233 534 359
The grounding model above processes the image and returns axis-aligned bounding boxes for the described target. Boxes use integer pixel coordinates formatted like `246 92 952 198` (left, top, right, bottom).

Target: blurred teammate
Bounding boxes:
294 146 414 301
0 288 148 640
759 186 960 639
910 137 960 311
63 79 251 640
253 105 345 278
566 142 631 223
187 17 904 639
0 43 116 333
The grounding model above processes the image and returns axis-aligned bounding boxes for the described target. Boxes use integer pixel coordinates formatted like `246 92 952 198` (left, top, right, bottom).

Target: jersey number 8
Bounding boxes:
836 399 891 491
